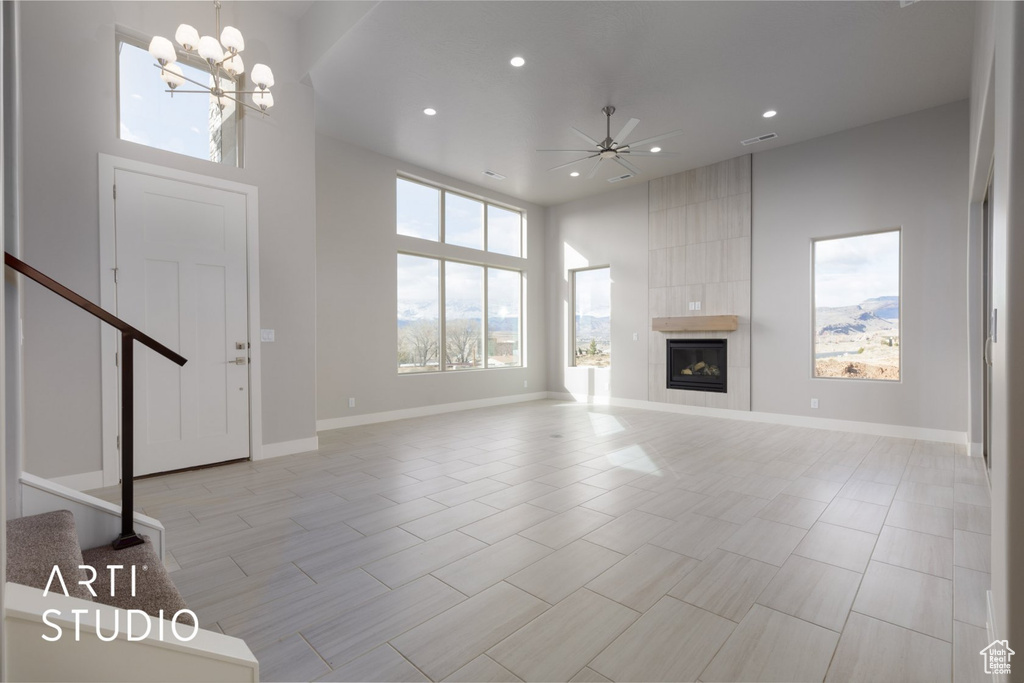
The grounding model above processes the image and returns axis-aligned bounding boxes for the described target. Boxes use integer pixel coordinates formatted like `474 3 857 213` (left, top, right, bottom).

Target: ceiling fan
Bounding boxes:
538 106 683 179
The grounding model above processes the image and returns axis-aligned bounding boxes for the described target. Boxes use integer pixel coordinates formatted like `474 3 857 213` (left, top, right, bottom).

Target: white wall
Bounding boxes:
751 101 969 431
315 134 547 423
17 1 317 478
970 0 1024 654
546 184 649 402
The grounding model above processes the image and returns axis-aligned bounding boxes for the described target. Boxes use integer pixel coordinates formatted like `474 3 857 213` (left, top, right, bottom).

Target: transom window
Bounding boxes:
117 34 240 166
396 177 523 257
396 176 525 374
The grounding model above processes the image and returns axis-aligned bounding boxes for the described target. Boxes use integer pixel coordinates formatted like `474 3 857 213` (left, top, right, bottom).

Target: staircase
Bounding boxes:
7 510 192 623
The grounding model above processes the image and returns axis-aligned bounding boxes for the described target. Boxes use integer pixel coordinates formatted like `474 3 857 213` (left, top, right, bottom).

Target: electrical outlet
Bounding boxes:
688 302 695 311
632 332 638 341
348 397 355 408
260 329 275 342
695 301 701 311
523 380 528 388
811 398 819 409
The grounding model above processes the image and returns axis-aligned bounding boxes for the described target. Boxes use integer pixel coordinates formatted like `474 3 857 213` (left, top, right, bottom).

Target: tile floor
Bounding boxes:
88 400 993 682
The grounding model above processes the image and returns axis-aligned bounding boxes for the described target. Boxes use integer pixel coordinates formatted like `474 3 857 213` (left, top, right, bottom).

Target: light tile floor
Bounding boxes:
88 400 992 682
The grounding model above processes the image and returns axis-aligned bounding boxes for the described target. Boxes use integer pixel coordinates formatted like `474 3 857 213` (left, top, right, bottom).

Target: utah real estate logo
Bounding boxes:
980 639 1014 676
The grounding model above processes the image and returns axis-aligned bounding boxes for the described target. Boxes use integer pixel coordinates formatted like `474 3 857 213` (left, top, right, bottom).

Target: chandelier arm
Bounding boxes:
153 63 215 91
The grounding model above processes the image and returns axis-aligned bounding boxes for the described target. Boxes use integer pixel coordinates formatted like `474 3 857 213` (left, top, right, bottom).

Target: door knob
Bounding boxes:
230 357 248 365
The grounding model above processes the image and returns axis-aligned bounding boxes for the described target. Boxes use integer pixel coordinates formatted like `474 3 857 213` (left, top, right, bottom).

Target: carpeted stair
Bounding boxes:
7 510 192 625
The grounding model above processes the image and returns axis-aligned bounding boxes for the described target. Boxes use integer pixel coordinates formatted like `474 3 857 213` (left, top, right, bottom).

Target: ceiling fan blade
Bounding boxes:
547 154 599 172
586 157 604 179
625 150 681 156
625 129 685 149
571 126 602 147
612 118 640 146
613 156 642 176
536 149 599 153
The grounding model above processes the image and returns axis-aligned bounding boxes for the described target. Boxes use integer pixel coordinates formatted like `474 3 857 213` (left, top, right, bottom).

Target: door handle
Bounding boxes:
984 337 993 367
228 357 248 365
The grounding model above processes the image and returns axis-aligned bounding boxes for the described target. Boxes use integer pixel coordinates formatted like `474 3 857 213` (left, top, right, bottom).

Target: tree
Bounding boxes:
446 319 481 367
403 320 439 367
589 339 598 356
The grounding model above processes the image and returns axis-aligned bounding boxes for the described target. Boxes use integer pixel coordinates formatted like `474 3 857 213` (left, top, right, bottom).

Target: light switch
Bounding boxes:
261 329 275 342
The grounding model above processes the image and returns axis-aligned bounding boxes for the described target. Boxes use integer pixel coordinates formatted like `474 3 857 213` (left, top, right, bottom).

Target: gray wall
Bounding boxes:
545 183 649 402
315 134 547 422
751 101 969 431
18 1 317 478
970 0 1024 653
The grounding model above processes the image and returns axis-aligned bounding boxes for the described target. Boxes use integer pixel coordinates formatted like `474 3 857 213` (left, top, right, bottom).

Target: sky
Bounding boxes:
575 267 611 318
814 230 900 308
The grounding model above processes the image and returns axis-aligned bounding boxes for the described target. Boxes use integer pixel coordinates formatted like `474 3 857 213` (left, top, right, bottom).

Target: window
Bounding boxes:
396 177 523 256
117 35 240 166
812 229 900 381
396 177 525 374
397 255 440 373
573 267 611 367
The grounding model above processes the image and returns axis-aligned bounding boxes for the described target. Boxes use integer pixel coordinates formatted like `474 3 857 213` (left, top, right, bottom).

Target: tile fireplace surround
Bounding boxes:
648 155 752 411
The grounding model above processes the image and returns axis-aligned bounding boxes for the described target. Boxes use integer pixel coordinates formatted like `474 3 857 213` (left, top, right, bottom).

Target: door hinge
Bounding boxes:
112 267 118 284
116 435 120 451
115 351 118 367
113 184 117 200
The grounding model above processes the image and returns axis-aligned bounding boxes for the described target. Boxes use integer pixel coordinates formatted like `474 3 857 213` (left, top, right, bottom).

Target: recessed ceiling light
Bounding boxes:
763 110 777 118
569 171 580 177
423 108 437 116
650 146 662 153
510 56 525 67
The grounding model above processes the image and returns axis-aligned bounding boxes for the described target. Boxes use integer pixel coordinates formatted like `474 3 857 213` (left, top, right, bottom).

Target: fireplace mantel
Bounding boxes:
652 315 739 332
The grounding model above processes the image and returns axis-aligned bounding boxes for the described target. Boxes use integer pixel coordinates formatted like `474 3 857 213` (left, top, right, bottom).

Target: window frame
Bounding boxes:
570 265 612 368
396 175 527 375
396 174 524 257
810 227 902 383
397 253 525 374
115 28 244 167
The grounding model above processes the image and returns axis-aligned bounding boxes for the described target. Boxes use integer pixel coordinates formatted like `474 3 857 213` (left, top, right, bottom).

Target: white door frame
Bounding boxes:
97 154 263 486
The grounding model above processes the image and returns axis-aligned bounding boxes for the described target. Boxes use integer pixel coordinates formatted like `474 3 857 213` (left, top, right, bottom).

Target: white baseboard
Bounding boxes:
50 470 105 492
969 442 984 457
317 392 550 432
548 392 967 445
258 436 320 460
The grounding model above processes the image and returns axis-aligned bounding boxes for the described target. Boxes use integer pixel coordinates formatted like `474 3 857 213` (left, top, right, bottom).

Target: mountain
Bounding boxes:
575 315 610 342
816 296 898 336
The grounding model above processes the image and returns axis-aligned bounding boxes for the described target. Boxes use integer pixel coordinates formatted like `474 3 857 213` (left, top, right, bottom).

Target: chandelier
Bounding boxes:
147 1 274 116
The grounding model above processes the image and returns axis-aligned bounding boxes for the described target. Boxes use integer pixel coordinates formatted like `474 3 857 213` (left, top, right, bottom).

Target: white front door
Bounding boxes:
114 169 250 476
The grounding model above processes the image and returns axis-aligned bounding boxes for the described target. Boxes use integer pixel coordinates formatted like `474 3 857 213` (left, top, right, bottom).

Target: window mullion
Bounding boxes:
439 258 447 372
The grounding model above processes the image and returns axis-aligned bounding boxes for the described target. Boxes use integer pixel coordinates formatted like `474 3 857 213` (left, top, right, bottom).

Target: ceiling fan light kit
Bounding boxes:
538 105 683 180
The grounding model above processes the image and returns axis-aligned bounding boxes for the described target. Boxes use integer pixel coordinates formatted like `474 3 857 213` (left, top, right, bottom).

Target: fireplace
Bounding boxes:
667 339 727 393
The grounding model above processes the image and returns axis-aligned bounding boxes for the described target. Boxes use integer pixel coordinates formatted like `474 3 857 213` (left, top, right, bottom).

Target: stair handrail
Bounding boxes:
5 251 187 550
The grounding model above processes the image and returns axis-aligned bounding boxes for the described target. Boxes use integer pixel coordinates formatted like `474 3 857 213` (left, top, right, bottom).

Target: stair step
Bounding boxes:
6 510 93 600
82 537 193 625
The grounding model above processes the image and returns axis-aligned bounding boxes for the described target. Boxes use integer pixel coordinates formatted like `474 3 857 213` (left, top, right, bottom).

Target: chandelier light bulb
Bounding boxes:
160 63 185 89
198 35 223 63
220 26 245 54
223 53 244 77
251 63 274 89
148 36 176 65
252 89 274 111
174 24 199 51
210 91 230 111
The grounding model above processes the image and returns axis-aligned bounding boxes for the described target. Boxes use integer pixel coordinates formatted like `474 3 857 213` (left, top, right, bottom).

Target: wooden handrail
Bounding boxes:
6 251 187 550
4 252 186 366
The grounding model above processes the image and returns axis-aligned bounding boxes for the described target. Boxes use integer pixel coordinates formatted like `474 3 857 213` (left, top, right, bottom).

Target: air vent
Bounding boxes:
608 173 634 183
483 170 506 180
741 132 778 146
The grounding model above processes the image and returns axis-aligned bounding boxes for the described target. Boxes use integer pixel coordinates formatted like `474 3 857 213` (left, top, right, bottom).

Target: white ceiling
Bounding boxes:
307 1 975 207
